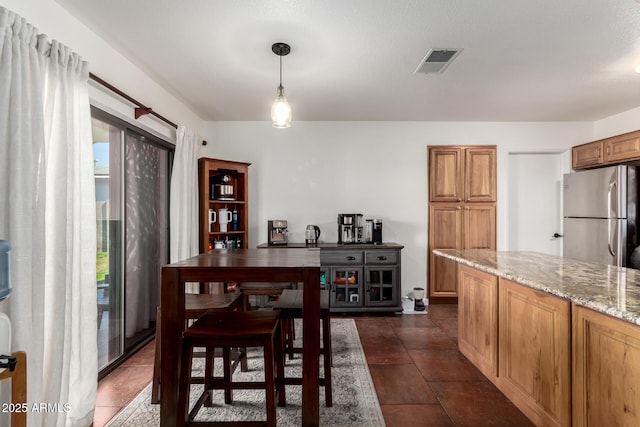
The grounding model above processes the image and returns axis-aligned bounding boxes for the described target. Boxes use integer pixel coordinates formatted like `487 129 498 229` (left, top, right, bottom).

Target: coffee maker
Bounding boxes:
337 214 363 244
267 220 288 245
372 219 383 244
365 218 383 244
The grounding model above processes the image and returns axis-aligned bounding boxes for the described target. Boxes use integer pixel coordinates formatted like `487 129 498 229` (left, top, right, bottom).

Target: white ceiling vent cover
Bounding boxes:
414 48 463 74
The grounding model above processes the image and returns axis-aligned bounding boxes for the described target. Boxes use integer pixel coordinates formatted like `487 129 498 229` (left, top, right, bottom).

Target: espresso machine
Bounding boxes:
268 220 288 245
337 214 364 244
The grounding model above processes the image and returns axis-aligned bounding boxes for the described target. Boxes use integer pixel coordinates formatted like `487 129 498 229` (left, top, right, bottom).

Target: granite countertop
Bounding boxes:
433 249 640 326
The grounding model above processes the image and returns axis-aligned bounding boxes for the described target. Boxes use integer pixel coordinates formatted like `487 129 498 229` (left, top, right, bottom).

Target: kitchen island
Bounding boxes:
434 249 640 427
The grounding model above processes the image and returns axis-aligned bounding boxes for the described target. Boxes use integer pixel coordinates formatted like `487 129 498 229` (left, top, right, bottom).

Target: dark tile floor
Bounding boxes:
93 304 533 426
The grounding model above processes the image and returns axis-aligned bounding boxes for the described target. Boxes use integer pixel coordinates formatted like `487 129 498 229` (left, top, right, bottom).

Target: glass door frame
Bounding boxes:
91 106 174 379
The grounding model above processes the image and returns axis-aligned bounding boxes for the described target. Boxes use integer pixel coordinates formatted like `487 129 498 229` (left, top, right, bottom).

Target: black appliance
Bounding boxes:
372 219 383 244
210 173 235 201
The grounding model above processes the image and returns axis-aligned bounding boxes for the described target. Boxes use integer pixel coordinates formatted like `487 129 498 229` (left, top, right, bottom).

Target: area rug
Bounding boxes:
106 318 385 426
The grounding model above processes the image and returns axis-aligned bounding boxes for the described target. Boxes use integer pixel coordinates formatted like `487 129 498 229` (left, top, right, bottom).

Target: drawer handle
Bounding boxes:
377 256 387 261
346 256 356 261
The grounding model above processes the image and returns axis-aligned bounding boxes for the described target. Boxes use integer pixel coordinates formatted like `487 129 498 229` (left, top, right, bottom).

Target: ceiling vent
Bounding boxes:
414 48 462 75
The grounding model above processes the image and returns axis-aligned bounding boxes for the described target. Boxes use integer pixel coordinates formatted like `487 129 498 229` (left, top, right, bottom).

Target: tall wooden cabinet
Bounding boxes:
198 158 250 253
427 146 496 302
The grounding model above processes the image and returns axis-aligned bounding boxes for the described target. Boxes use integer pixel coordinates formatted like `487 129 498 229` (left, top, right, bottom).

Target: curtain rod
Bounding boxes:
89 72 208 145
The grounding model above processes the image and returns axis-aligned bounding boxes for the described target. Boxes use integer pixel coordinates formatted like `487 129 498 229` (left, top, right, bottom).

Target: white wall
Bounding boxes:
593 106 640 140
202 121 593 296
2 0 205 140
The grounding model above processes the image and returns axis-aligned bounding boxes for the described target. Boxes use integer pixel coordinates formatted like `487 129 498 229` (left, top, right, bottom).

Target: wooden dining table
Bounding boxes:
159 248 321 426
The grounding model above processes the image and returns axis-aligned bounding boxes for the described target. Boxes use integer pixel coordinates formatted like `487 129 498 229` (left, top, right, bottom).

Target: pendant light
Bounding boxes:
271 42 292 128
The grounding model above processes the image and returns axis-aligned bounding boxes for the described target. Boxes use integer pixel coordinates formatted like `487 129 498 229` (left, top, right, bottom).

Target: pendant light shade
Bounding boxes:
271 43 292 128
271 85 291 128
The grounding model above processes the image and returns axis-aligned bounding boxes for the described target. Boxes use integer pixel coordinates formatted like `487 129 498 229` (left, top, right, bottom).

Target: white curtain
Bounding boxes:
0 7 97 427
170 125 201 263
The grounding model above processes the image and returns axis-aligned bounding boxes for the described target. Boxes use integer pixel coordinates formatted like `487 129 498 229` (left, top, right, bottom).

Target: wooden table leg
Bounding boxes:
160 267 185 427
302 267 320 426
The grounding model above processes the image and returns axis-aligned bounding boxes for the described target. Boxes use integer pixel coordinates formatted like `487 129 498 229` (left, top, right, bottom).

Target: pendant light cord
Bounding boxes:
279 55 283 87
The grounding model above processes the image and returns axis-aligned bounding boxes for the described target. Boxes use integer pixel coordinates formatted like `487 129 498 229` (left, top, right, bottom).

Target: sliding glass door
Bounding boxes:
92 107 172 375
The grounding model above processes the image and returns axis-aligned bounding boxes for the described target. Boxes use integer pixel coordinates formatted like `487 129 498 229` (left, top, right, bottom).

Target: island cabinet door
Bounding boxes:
457 265 498 383
498 279 571 427
572 304 640 427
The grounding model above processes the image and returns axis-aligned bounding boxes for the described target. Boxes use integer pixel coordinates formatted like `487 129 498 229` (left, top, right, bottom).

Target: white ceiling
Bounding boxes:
57 0 640 122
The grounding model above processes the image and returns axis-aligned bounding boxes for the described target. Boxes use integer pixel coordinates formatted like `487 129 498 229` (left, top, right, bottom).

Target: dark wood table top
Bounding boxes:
171 248 322 267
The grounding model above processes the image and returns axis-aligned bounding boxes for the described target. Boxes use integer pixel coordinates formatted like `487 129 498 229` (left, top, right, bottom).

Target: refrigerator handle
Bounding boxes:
607 181 616 257
609 220 619 258
607 180 616 219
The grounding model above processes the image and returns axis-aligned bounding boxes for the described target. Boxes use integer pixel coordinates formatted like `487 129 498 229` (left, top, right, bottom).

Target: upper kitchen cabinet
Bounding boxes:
604 130 640 164
572 130 640 170
572 141 604 169
429 146 496 203
198 158 251 253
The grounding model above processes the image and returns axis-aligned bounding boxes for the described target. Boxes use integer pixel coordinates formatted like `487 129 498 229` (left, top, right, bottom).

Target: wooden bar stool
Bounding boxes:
151 291 243 404
273 288 333 407
177 310 284 427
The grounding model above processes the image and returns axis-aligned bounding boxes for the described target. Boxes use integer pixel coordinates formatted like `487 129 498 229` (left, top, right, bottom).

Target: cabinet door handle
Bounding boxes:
377 256 387 261
346 256 356 261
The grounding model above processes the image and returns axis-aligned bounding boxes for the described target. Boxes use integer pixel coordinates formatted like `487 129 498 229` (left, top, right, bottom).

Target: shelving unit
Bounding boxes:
198 158 251 253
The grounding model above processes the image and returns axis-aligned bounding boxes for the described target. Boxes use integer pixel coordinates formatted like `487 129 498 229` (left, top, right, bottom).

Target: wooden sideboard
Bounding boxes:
257 243 403 313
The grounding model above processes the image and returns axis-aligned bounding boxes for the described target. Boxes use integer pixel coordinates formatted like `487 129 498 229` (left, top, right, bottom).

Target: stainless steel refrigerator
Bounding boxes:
563 165 638 267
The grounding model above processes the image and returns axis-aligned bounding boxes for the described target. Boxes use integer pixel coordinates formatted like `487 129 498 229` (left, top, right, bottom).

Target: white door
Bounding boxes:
507 153 564 256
